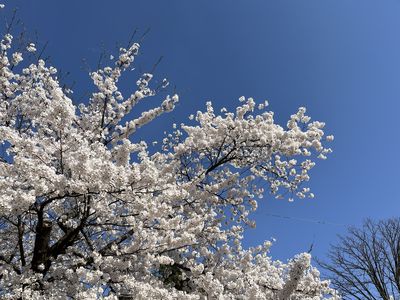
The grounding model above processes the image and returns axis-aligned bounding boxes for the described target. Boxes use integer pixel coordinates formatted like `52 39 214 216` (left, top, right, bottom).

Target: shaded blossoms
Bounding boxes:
0 7 338 300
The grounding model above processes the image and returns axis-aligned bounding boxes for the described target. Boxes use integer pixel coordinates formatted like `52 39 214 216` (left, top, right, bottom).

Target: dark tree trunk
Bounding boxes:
31 219 52 273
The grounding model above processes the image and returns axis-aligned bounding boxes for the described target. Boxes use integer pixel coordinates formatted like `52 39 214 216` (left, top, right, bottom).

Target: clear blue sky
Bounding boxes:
4 0 400 267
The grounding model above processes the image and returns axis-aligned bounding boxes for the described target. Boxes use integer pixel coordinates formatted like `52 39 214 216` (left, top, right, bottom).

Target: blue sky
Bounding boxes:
4 0 400 268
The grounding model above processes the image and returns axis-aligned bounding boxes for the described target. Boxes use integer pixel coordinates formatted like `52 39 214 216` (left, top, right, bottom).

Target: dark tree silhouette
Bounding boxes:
320 218 400 300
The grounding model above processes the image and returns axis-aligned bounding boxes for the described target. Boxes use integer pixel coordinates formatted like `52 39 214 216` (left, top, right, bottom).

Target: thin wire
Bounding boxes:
263 213 346 227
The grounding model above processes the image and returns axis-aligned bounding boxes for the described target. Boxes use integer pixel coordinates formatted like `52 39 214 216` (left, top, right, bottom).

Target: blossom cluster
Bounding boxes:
0 12 337 300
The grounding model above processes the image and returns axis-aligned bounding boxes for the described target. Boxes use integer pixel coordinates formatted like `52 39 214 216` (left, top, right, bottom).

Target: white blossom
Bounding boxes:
26 43 37 52
326 135 334 142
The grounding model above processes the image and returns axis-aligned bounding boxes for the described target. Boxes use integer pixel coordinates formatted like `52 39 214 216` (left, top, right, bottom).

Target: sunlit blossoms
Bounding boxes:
0 6 338 299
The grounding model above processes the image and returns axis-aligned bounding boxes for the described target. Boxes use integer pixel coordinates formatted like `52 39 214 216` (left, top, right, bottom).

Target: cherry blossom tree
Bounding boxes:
0 4 338 299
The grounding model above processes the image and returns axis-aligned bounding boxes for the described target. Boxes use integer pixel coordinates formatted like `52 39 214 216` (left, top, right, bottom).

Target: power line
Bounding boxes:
263 213 346 227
